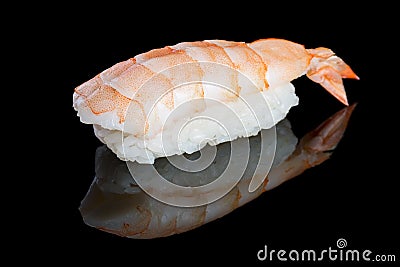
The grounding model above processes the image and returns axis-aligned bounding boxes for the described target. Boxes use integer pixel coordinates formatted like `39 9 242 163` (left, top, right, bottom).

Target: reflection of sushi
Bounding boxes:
79 105 355 239
73 39 358 163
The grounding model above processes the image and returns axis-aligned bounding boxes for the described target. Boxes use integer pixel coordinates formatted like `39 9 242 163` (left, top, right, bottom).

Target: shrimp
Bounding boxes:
79 104 356 239
73 38 358 164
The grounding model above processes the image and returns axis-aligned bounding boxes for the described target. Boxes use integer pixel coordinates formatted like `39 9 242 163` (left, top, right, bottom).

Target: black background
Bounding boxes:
32 3 398 265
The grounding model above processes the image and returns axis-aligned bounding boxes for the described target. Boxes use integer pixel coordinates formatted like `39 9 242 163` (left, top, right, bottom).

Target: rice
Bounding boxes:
95 118 298 194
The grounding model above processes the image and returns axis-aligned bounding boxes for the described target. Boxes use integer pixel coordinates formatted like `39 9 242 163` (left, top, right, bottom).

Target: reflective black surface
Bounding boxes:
47 8 398 265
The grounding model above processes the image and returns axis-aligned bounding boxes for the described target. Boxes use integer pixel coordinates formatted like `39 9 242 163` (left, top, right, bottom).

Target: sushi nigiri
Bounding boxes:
73 38 358 163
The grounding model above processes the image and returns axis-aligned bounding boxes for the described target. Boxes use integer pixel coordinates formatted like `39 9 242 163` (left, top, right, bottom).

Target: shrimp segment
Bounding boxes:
80 104 356 239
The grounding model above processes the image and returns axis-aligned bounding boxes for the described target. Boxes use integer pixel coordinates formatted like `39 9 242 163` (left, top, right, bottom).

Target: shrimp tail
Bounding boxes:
307 48 359 106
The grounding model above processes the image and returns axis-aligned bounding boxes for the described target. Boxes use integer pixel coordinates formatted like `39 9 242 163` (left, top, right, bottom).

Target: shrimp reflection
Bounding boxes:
80 105 355 239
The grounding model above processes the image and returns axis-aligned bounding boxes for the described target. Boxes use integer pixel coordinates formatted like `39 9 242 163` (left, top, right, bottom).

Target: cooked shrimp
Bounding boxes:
73 38 358 164
79 104 356 239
